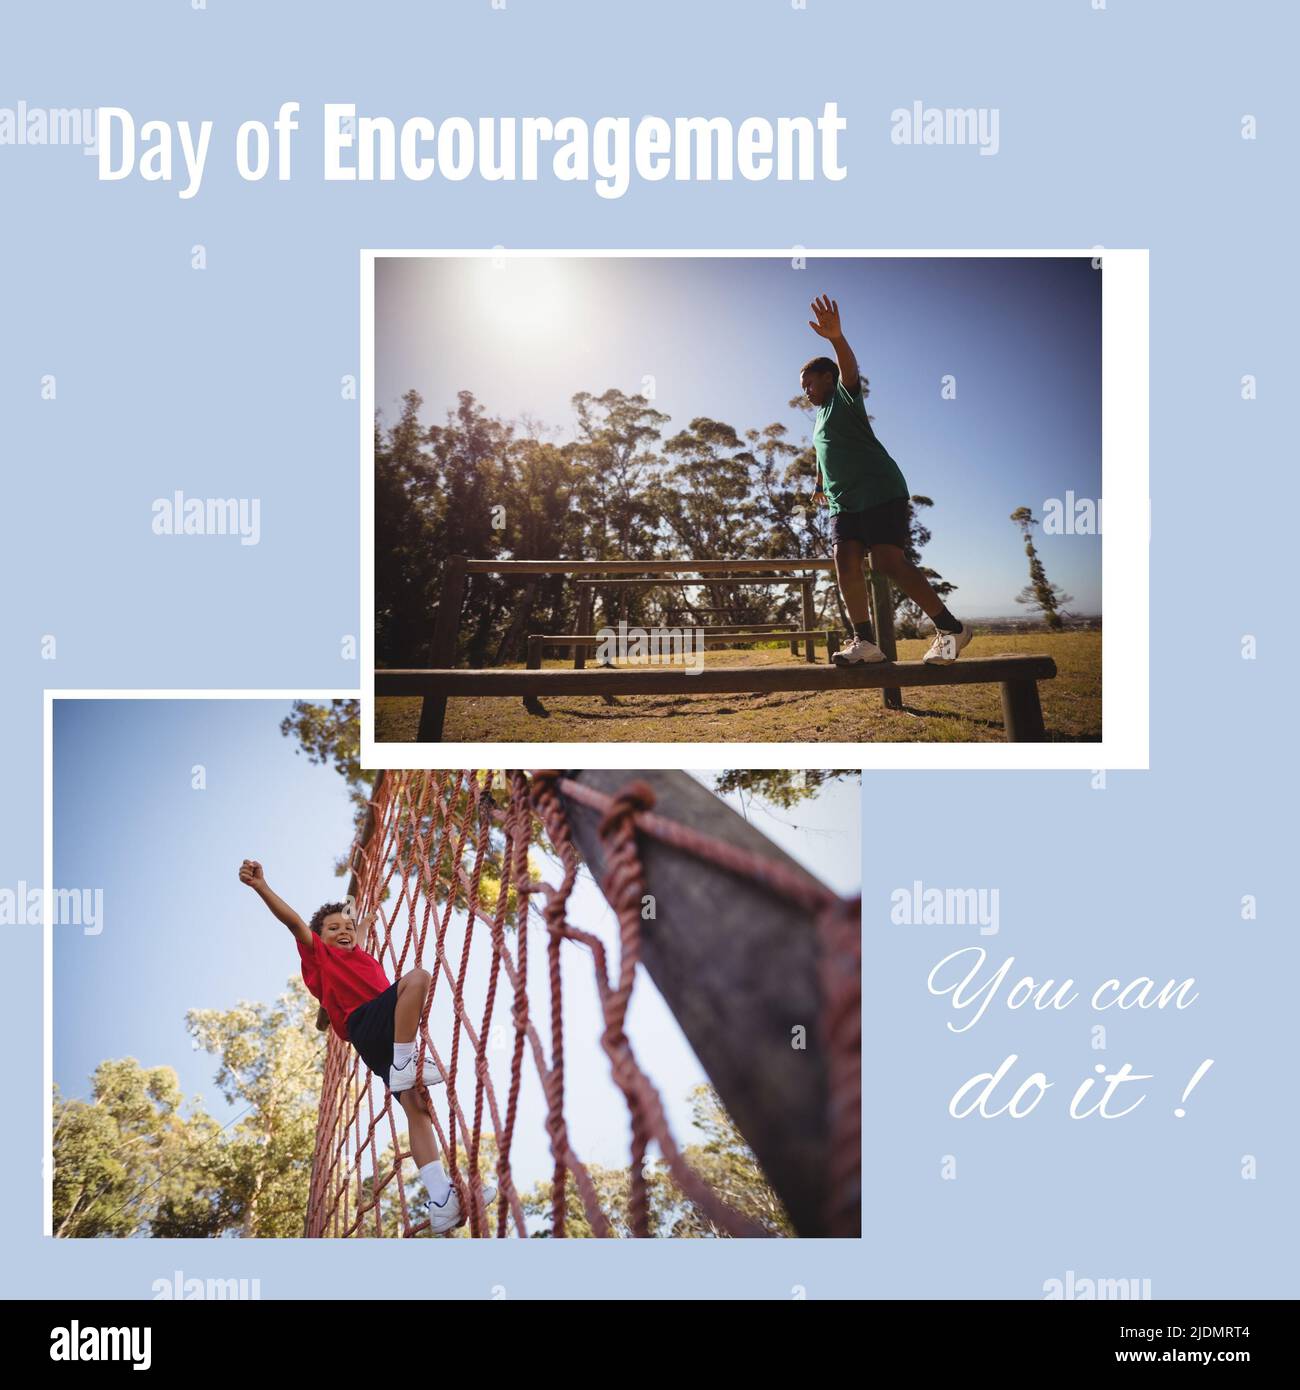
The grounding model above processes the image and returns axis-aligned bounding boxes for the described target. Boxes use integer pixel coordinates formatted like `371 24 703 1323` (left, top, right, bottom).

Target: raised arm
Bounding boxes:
808 294 861 394
239 859 312 947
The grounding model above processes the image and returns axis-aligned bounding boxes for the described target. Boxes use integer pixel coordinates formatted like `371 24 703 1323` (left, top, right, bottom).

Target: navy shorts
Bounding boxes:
346 981 399 1086
830 495 911 549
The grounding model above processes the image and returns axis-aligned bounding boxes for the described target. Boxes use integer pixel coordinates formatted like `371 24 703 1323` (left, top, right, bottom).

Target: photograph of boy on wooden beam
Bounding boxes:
370 254 1101 745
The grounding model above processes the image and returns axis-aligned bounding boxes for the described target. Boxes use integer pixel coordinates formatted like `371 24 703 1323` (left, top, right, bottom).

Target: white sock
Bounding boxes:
392 1041 416 1068
420 1161 452 1206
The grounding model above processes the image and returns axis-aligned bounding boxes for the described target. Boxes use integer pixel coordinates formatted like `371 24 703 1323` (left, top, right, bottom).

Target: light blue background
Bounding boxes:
3 0 1294 1298
865 770 1292 1299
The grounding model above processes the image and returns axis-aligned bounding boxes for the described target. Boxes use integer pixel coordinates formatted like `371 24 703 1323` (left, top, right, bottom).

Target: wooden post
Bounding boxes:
523 636 546 717
826 631 840 662
799 577 817 663
1000 679 1046 742
573 586 592 669
868 563 902 709
416 554 468 744
559 770 847 1237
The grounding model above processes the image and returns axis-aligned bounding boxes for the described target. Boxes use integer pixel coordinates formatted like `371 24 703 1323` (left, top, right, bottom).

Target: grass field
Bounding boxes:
375 629 1101 744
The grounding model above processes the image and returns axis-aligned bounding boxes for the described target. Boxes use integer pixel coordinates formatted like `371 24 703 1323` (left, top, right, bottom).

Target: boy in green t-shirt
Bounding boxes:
802 294 971 666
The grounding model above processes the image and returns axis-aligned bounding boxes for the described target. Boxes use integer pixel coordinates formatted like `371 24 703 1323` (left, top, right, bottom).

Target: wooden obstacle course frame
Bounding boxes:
380 653 1057 743
569 569 822 668
543 620 808 663
524 628 838 713
411 556 900 741
527 629 839 662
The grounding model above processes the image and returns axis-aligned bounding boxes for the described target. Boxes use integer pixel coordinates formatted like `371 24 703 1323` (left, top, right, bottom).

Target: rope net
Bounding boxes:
304 770 860 1238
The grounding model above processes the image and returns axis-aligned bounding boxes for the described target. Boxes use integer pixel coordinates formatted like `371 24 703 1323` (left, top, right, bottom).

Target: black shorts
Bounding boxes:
830 495 911 549
346 981 399 1085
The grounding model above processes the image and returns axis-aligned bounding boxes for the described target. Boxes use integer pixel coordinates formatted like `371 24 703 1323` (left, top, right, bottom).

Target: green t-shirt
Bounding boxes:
813 378 909 514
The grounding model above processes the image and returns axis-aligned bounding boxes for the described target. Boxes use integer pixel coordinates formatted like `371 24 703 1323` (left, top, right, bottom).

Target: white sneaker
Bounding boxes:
922 623 973 665
833 635 888 665
388 1052 445 1093
424 1183 498 1235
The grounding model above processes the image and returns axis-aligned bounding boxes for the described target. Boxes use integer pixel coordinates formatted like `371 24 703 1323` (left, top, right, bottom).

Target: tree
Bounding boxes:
1011 506 1072 629
519 1084 793 1237
374 391 442 666
521 1158 674 1237
747 423 816 556
182 979 325 1238
647 417 767 620
427 392 515 668
664 1084 794 1237
655 418 759 557
54 983 329 1239
712 769 858 809
569 389 670 630
379 375 920 654
53 1060 226 1238
570 389 669 561
490 435 586 662
279 698 365 838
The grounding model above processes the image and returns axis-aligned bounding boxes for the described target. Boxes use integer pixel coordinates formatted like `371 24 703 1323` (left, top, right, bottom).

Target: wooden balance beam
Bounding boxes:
376 654 1058 743
528 628 830 669
423 555 895 726
660 616 803 641
569 619 805 657
566 570 822 665
525 630 838 705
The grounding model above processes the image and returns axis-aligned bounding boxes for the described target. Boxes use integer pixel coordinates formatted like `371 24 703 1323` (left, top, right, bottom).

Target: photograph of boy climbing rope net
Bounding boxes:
49 696 861 1239
364 250 1138 758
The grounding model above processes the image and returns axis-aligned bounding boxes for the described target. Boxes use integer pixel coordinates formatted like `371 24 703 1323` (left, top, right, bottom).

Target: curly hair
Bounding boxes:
309 901 352 936
801 354 839 383
800 355 870 399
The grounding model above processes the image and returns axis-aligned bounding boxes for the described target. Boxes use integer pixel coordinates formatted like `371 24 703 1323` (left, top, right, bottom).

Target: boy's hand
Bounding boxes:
808 294 843 341
241 863 311 944
812 490 827 508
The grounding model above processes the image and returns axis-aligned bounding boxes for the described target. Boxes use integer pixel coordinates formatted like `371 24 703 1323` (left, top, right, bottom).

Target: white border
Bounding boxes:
360 249 1148 771
41 688 357 1238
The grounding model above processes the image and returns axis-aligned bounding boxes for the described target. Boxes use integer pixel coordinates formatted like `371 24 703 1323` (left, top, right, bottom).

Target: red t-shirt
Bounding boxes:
297 933 391 1040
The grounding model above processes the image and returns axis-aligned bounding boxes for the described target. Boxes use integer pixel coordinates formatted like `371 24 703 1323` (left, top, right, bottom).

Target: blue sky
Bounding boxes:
377 255 1102 616
53 698 860 1206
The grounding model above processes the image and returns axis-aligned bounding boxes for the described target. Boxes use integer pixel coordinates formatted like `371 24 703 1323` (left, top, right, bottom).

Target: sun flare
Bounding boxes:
472 257 575 340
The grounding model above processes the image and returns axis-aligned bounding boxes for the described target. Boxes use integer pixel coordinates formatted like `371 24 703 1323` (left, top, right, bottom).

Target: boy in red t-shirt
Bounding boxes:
239 858 495 1235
